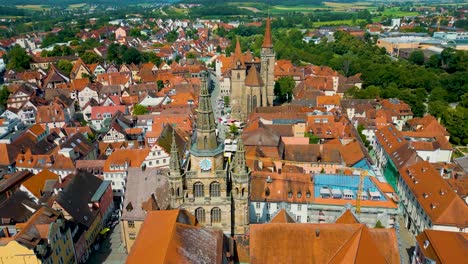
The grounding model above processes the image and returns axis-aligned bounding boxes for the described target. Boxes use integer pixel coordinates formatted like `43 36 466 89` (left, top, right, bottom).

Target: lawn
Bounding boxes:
15 5 51 11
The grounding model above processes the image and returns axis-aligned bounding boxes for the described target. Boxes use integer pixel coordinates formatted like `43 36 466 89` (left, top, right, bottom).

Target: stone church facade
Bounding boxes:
168 74 250 236
217 18 276 121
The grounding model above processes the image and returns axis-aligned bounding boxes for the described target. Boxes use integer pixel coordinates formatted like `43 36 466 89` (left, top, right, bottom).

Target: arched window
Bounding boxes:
195 207 205 224
242 188 245 197
194 182 204 198
252 95 257 110
210 182 220 197
211 207 221 224
176 187 180 197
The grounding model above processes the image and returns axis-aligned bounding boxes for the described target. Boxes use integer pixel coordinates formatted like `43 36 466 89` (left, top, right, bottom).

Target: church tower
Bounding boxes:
231 37 246 120
168 126 184 208
231 135 250 235
260 17 276 106
183 72 231 234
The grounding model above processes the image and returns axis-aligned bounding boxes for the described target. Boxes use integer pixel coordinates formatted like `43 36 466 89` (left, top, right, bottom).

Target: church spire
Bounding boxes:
194 72 218 151
233 36 245 68
262 17 273 48
232 135 247 174
169 126 180 173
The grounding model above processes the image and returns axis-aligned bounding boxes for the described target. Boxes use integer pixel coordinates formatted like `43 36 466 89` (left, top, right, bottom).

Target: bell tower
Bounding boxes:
168 126 183 208
183 71 231 234
261 17 276 106
231 135 250 235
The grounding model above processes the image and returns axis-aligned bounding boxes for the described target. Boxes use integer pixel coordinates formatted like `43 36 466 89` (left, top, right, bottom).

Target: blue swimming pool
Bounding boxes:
313 174 386 201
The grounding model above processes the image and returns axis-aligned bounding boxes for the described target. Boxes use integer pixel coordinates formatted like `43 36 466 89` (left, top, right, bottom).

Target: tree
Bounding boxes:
229 124 239 136
57 60 73 76
375 220 385 228
133 104 149 115
304 132 320 144
186 52 196 59
157 80 164 91
166 30 178 43
81 52 102 64
408 50 425 65
6 45 31 71
0 85 10 108
122 48 143 65
274 76 295 104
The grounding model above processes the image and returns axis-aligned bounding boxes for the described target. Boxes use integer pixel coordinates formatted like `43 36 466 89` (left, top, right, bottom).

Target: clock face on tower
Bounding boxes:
199 158 212 171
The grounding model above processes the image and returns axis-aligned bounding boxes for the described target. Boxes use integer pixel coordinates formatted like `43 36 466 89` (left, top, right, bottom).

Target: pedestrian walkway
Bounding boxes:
397 217 416 264
87 222 127 264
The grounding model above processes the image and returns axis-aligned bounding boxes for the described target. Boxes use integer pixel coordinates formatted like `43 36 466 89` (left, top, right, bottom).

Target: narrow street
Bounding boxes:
87 222 127 264
209 70 226 140
397 216 416 264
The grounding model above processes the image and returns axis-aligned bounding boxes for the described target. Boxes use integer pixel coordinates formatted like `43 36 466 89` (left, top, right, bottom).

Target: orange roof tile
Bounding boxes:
249 223 399 264
22 170 59 198
335 209 360 224
400 161 468 226
104 148 150 172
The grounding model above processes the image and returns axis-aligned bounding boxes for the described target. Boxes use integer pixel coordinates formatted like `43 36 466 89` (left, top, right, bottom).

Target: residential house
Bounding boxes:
398 161 468 235
103 148 150 197
0 206 75 264
52 171 112 263
120 168 169 252
412 229 467 264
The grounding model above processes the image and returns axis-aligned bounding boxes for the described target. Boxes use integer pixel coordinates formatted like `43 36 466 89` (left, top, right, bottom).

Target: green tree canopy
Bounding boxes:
57 60 73 76
408 50 425 65
81 52 103 64
6 45 31 71
133 104 149 115
274 76 295 104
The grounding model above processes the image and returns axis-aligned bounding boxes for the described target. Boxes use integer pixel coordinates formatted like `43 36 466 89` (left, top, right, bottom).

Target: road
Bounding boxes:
87 222 127 264
209 70 226 140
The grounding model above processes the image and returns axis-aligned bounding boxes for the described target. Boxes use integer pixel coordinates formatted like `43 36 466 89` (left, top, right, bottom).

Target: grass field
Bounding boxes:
379 7 418 17
314 19 366 26
16 5 51 11
68 3 87 9
323 1 372 11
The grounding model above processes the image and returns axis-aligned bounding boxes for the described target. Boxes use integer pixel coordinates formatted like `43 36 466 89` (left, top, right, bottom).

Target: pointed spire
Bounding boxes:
262 17 273 48
169 125 180 173
233 36 245 68
195 72 218 150
232 135 247 174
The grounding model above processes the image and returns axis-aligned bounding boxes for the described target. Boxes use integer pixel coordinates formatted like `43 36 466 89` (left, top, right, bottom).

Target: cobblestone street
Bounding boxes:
397 216 416 264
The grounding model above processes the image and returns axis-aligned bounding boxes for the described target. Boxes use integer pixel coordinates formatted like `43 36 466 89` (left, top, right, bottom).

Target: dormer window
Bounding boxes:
288 191 292 198
297 192 302 198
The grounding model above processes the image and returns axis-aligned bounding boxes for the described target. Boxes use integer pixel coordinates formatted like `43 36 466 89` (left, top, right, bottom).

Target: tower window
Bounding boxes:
195 207 206 224
211 207 221 224
210 182 220 197
194 182 204 198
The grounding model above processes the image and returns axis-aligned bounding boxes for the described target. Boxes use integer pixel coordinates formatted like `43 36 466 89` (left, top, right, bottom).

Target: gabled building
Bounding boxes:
412 229 467 264
249 218 400 263
120 168 169 251
0 206 75 264
398 161 468 235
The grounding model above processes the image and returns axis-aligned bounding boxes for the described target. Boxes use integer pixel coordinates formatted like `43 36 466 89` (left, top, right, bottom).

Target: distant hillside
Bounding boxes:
3 0 176 6
182 0 357 7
